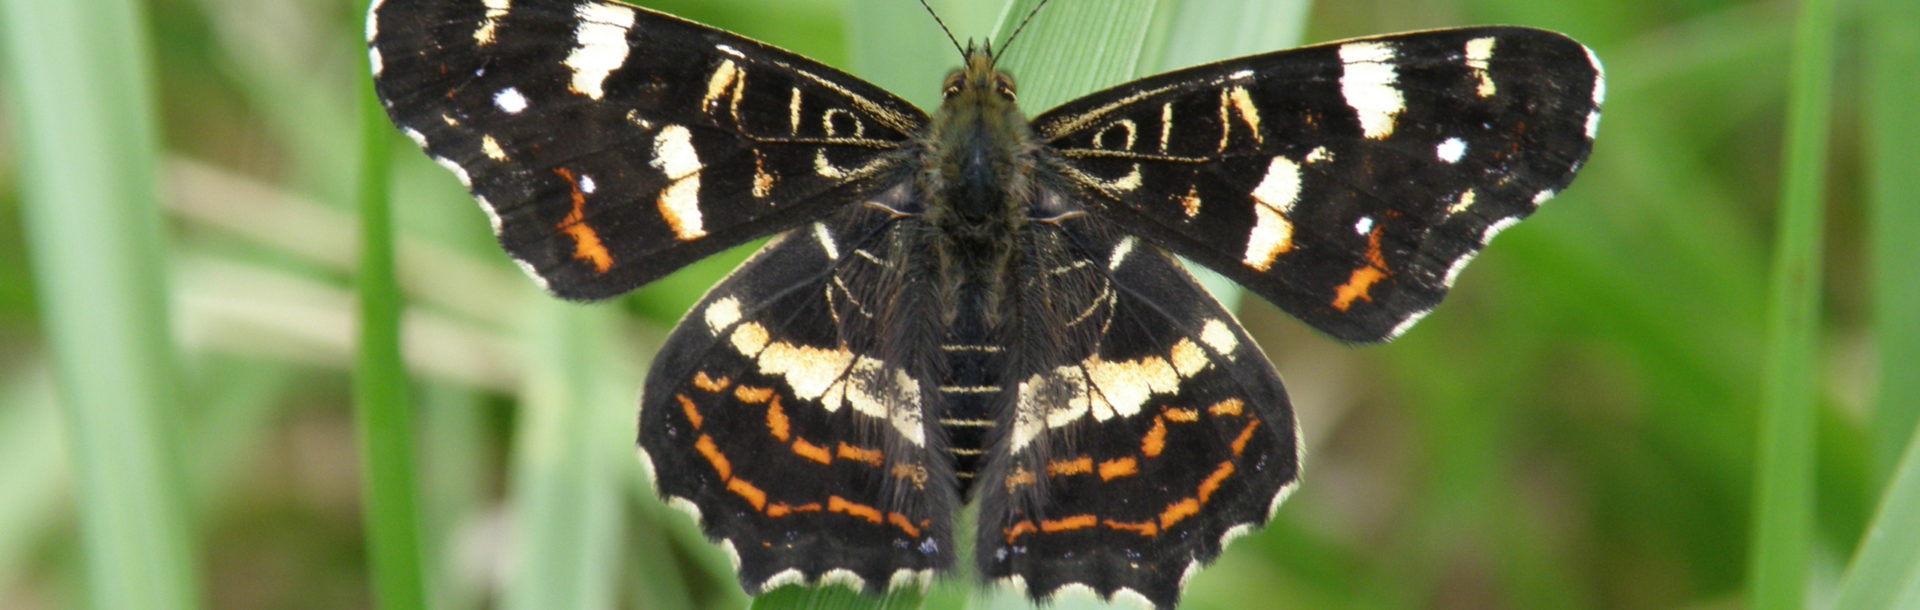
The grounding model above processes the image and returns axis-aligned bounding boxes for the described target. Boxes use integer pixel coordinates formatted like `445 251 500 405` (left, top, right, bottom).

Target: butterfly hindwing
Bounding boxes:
369 0 927 299
972 216 1301 607
637 198 961 594
1033 27 1603 342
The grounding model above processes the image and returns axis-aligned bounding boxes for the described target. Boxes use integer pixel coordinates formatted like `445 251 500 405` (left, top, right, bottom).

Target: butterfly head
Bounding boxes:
940 42 1017 105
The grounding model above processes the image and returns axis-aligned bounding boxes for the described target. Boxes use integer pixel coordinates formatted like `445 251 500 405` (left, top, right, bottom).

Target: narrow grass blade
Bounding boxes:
1834 421 1920 610
993 0 1159 112
0 0 202 607
504 301 627 610
353 19 431 609
1746 0 1837 605
1863 0 1920 481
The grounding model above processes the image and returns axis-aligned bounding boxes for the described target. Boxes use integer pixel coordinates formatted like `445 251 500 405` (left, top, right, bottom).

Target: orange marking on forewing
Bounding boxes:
1142 416 1169 457
1104 519 1159 537
692 372 730 392
1332 227 1390 311
1041 514 1098 533
676 394 704 430
828 496 883 524
1099 457 1139 481
1163 407 1201 422
1198 461 1236 502
837 443 884 466
1208 398 1245 417
552 168 613 272
733 386 774 403
1047 456 1093 477
727 477 767 510
1160 498 1201 529
694 434 730 480
764 397 791 441
790 438 832 464
1231 420 1262 456
887 512 922 538
1004 520 1038 543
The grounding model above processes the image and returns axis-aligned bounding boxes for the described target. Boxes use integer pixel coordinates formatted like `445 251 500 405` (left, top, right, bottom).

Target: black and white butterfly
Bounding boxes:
367 0 1602 606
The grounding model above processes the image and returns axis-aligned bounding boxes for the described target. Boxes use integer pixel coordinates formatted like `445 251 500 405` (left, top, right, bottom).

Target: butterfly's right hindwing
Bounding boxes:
369 0 928 299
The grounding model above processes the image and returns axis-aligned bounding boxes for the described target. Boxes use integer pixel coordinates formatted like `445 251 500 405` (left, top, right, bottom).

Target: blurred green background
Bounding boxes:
2 0 1916 608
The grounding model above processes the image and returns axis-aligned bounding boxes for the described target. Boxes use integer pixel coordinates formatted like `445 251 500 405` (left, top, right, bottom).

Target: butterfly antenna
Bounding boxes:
918 0 967 57
995 0 1051 58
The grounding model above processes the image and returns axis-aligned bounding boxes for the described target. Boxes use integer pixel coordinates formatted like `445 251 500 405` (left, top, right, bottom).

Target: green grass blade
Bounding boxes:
0 0 202 607
1746 0 1837 605
504 301 628 610
353 14 431 608
1834 421 1920 610
1863 0 1920 481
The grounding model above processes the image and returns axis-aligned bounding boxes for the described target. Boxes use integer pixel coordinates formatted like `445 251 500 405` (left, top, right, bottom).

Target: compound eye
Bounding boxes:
994 74 1017 100
942 72 964 99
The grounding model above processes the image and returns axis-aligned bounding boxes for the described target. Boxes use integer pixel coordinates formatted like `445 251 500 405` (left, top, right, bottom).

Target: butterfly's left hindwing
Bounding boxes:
637 201 961 594
369 0 926 299
1034 27 1603 342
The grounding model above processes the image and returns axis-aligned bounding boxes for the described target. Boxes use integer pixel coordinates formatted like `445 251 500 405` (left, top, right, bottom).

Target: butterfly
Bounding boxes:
367 0 1602 606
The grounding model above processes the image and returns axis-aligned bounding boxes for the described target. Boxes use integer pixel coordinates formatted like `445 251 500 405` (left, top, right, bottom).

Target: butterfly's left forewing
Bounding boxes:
1034 27 1603 342
370 0 926 299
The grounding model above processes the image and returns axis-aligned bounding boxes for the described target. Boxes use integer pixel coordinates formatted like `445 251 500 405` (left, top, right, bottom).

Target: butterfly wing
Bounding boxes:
638 191 962 594
369 0 927 298
971 216 1301 608
1031 27 1603 342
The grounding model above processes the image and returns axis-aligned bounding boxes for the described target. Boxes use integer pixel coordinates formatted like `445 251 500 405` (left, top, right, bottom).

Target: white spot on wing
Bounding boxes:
817 569 866 591
651 124 706 240
666 495 704 526
1200 319 1239 357
364 1 380 42
1107 236 1136 270
812 222 839 260
704 297 742 334
715 43 746 59
1443 250 1480 287
475 0 510 45
1447 189 1478 215
1227 68 1255 81
1532 189 1557 207
368 47 382 75
1464 36 1497 97
495 87 528 114
758 568 806 592
1305 146 1334 163
887 569 931 591
513 259 549 291
481 135 508 161
1339 41 1404 139
1436 137 1467 163
401 128 428 148
476 196 503 235
1481 217 1520 244
433 157 471 187
564 2 637 100
1243 156 1301 271
1586 109 1602 139
1386 308 1433 340
635 446 660 495
1354 216 1374 235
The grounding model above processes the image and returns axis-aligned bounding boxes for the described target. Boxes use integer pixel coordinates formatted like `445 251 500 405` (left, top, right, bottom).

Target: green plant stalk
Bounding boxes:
504 300 626 610
1864 0 1920 482
354 31 431 610
1834 420 1920 610
1746 0 1836 605
0 0 201 608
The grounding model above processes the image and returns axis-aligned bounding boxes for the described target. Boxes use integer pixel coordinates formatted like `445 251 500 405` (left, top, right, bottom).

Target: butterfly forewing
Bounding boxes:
1034 27 1603 342
972 217 1299 607
369 0 926 299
